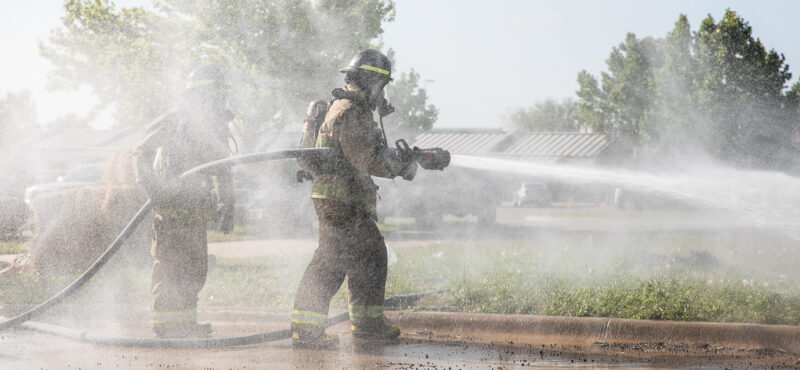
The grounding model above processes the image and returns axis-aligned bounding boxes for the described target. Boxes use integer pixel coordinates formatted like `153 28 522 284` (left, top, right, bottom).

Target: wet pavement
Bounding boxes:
0 324 674 369
2 307 798 369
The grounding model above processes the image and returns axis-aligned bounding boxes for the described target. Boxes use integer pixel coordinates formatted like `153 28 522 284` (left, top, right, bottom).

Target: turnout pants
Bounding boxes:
150 213 208 328
291 199 388 334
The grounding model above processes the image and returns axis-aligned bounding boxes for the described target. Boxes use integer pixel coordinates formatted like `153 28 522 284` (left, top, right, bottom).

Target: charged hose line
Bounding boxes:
0 148 339 332
10 290 446 349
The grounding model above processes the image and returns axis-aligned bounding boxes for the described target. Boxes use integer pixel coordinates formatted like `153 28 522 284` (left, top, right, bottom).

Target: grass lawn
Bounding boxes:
201 230 800 325
0 241 26 255
207 225 260 243
3 230 799 325
384 231 800 324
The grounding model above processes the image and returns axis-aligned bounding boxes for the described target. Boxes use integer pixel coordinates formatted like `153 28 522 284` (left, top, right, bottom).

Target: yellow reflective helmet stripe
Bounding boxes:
358 64 390 75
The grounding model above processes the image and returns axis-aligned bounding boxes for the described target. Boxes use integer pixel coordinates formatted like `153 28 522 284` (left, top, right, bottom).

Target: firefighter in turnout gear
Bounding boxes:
291 49 418 349
133 65 236 339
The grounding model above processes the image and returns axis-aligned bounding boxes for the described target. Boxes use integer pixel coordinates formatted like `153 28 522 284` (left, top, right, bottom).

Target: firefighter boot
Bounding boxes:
153 321 213 339
350 318 401 340
291 327 339 350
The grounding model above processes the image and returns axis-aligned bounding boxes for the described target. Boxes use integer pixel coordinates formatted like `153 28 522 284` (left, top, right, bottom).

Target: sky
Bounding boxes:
1 0 799 129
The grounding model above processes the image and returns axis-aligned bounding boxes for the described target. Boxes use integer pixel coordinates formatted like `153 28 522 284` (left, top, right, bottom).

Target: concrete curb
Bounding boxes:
385 311 800 353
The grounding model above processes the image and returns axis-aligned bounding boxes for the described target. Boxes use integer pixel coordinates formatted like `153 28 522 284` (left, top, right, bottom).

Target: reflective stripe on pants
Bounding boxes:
290 309 328 327
349 304 384 319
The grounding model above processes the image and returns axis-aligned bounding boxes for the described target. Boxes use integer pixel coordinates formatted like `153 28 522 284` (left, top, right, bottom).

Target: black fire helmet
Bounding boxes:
339 49 392 81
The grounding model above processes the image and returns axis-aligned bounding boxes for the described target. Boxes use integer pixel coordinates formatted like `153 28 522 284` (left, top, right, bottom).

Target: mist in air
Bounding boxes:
0 1 799 367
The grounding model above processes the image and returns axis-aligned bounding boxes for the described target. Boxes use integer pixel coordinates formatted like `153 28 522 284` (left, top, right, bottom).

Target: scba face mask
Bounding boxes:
372 79 395 117
367 78 386 106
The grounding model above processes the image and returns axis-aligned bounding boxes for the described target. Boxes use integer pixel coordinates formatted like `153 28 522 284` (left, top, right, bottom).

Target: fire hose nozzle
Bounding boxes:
395 139 451 171
413 147 450 170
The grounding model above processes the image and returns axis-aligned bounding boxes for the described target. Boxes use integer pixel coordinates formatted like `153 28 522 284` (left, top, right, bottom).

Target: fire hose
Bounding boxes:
0 147 446 347
8 290 445 348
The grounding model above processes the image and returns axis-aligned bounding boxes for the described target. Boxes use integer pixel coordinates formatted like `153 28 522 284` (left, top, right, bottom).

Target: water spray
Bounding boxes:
0 148 340 332
449 154 800 238
0 147 447 348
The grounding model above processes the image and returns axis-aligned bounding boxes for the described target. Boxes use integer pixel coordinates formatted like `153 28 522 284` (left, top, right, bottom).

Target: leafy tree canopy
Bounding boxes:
575 9 800 169
41 0 437 151
0 90 39 150
509 98 581 132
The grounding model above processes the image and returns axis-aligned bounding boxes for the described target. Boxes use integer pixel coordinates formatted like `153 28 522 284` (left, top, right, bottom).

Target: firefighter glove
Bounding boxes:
399 160 417 181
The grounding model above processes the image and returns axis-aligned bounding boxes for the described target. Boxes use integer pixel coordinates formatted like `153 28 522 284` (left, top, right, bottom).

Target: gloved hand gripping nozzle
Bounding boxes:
395 139 451 171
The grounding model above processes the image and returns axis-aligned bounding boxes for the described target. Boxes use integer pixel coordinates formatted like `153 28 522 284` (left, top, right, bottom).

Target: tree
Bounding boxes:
47 113 92 130
509 98 581 132
577 33 661 158
0 90 38 150
575 10 800 169
381 50 437 140
693 10 794 167
575 71 610 132
40 1 167 128
653 14 696 153
41 0 437 152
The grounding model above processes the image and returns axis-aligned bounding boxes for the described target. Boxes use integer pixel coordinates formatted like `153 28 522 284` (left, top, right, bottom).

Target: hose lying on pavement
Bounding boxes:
8 291 446 349
0 148 339 332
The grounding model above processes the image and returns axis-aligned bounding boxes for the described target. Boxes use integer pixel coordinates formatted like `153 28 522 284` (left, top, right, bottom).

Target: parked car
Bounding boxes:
376 167 508 227
613 188 698 210
513 181 552 207
0 165 34 239
24 163 105 204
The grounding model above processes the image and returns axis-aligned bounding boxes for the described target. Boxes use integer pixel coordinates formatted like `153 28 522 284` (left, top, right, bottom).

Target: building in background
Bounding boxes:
375 129 615 226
